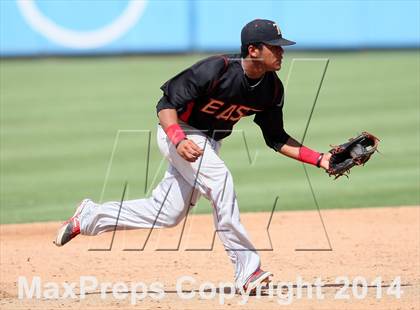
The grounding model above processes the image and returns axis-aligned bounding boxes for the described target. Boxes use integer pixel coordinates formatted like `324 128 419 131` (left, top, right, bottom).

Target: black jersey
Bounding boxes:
156 54 290 151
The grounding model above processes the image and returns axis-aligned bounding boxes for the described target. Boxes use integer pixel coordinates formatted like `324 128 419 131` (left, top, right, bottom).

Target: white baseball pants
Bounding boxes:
79 122 261 288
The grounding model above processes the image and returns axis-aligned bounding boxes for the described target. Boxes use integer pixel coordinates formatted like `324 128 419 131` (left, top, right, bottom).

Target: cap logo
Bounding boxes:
273 23 281 36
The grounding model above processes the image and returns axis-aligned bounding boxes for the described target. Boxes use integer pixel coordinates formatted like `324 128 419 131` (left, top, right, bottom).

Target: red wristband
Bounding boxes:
298 146 322 167
165 124 186 147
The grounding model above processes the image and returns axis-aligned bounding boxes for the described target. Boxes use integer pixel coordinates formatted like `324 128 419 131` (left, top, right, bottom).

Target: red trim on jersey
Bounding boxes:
179 100 195 123
298 146 322 167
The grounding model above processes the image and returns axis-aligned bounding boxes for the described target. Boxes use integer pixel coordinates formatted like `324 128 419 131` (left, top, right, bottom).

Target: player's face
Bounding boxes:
261 44 284 71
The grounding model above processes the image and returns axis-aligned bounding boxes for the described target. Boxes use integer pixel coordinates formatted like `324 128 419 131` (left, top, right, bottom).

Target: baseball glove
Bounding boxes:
327 132 380 179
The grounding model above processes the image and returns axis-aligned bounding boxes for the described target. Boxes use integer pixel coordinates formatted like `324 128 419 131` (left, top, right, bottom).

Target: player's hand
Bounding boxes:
176 139 204 162
319 152 331 171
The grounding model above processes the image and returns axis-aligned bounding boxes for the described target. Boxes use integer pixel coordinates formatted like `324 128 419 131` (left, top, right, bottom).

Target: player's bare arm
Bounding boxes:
279 137 331 170
158 108 203 162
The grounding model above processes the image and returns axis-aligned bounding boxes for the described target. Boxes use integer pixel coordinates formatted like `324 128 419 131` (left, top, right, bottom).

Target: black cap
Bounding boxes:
241 19 295 47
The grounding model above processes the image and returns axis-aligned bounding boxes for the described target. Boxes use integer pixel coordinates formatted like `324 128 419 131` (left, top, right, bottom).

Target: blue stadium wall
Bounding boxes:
1 0 419 56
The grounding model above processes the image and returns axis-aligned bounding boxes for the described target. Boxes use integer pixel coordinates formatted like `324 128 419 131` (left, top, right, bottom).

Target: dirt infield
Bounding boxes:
1 206 419 310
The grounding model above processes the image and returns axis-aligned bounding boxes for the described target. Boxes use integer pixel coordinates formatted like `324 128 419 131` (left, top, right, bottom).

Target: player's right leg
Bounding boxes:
54 199 92 246
54 164 200 246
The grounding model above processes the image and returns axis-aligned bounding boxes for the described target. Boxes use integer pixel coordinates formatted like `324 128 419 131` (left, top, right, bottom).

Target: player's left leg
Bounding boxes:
158 123 266 290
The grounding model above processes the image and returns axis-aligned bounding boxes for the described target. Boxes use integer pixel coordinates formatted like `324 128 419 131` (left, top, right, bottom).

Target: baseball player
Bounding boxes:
55 19 332 293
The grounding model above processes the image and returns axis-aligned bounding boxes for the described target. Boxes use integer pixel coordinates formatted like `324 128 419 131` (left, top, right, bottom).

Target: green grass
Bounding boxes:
1 51 419 224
